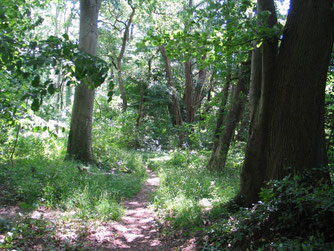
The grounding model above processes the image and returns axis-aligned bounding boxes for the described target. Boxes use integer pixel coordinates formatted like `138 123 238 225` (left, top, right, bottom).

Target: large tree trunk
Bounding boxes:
159 45 184 147
66 0 101 164
237 0 278 205
266 0 333 180
207 56 251 171
238 0 333 206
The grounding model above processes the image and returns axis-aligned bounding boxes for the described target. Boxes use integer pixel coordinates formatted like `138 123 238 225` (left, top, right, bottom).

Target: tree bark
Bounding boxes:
238 0 333 206
183 0 197 123
237 0 278 205
193 64 208 113
266 0 333 181
66 0 101 164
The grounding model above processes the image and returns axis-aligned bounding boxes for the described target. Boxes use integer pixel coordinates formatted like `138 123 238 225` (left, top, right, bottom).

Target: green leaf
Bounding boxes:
31 99 40 111
29 41 37 49
47 84 55 95
62 33 69 41
32 75 40 87
20 94 30 101
107 90 113 102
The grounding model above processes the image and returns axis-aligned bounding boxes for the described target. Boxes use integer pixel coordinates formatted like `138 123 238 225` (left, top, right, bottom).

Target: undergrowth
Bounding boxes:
202 169 334 250
149 144 242 235
0 133 147 249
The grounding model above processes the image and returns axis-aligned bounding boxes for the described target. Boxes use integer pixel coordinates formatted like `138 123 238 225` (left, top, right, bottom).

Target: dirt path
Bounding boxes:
98 168 164 250
0 167 197 250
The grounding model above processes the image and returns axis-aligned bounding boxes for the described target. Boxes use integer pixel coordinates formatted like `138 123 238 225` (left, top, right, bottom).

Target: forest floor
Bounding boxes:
0 167 198 250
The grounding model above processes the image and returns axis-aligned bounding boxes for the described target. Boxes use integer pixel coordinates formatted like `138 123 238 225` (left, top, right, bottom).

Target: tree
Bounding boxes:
159 45 184 147
238 0 333 206
66 0 102 164
112 0 136 111
207 54 251 171
136 56 153 127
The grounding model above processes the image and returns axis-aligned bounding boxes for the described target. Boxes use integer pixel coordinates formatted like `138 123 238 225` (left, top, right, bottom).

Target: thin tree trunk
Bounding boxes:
207 76 231 170
207 56 251 171
201 70 216 115
136 57 152 127
235 107 250 142
116 1 135 111
184 60 194 123
66 0 102 164
10 124 21 168
183 0 196 123
194 64 208 113
117 62 127 111
159 45 184 147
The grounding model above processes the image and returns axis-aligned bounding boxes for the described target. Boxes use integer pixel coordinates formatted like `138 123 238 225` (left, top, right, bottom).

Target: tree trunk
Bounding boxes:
116 2 135 112
266 0 333 181
207 76 231 169
207 56 251 171
193 64 208 113
136 58 152 127
238 0 333 206
117 62 127 111
235 106 250 142
159 45 184 147
183 0 196 123
66 0 101 164
237 0 278 205
184 60 195 123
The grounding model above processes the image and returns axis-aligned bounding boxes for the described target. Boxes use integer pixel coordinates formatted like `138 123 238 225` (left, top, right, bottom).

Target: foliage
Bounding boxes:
150 148 240 233
0 132 147 221
0 0 333 249
0 0 110 128
325 70 334 168
202 170 334 250
0 216 58 250
93 91 178 151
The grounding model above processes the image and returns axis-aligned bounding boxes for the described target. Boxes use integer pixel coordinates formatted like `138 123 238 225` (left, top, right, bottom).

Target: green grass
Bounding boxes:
149 145 242 232
0 135 147 221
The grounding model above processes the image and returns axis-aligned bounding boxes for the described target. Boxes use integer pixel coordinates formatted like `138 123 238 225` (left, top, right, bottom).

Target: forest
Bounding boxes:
0 0 333 250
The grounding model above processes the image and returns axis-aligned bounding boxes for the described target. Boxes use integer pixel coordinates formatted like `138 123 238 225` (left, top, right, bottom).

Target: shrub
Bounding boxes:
204 169 334 250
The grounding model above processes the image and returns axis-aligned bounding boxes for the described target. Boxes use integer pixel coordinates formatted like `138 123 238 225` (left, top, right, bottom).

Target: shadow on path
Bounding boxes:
85 169 168 250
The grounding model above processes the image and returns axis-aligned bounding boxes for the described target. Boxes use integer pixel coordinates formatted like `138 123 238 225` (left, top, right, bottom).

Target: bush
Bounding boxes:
204 170 334 250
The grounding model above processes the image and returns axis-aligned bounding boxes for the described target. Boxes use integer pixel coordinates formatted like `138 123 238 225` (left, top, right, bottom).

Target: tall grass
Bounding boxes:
0 134 147 221
149 144 243 232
